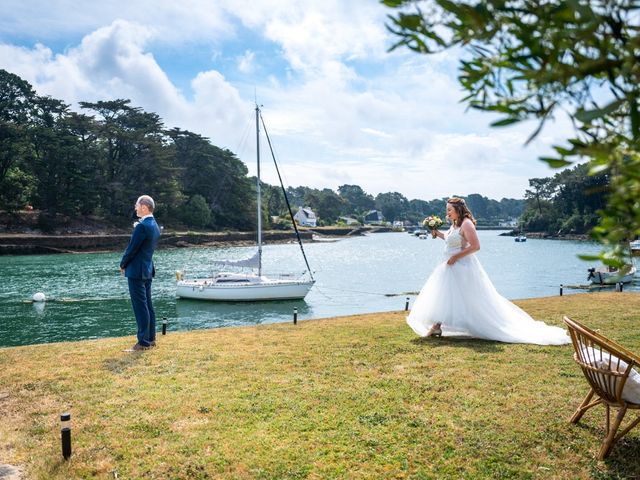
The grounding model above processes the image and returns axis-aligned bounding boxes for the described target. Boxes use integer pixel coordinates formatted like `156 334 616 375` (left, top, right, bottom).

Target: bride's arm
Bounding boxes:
431 229 444 239
446 220 480 265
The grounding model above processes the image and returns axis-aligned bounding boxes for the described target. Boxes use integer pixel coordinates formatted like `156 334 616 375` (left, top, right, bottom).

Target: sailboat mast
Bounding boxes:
255 104 262 277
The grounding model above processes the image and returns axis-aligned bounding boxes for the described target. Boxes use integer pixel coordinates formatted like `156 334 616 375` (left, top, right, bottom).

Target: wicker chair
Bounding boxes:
564 316 640 459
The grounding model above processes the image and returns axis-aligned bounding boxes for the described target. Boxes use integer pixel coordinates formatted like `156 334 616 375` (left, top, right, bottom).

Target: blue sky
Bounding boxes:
0 0 575 201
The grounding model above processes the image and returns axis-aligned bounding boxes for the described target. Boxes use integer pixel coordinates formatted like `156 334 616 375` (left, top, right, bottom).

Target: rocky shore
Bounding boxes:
0 226 392 255
499 230 590 241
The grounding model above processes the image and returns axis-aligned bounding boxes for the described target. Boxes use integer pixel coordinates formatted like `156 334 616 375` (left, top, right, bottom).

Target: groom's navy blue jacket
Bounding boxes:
120 216 161 279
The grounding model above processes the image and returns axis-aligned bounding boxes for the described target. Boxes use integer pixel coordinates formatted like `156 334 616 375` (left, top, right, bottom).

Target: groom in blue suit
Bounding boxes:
120 195 161 351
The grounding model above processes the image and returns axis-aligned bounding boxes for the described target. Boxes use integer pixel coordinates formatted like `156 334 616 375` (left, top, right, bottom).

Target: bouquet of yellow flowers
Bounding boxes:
422 215 444 237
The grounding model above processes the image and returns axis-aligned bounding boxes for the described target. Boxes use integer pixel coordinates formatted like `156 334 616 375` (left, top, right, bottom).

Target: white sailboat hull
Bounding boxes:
177 276 315 301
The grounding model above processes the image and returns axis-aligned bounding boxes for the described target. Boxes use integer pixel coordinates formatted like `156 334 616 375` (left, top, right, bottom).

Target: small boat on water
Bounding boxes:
514 235 527 242
631 239 640 256
587 264 636 285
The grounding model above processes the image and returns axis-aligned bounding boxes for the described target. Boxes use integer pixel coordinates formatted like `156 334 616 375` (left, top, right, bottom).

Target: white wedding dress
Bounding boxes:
407 225 570 345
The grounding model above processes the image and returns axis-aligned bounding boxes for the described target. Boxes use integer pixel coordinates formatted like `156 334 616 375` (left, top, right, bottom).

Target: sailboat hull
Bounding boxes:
177 278 315 301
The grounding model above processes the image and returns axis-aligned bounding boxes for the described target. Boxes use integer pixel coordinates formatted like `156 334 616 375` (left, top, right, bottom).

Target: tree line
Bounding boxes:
0 69 526 231
521 163 608 235
285 186 524 227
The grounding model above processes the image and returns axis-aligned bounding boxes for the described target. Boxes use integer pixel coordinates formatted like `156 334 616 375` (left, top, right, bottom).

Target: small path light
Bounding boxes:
405 297 410 311
293 308 298 325
162 317 168 335
559 284 563 296
60 413 71 460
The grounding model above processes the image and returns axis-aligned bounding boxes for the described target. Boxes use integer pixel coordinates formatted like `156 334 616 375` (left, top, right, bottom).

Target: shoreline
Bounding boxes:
0 291 617 350
0 228 364 255
498 231 591 241
0 227 593 255
0 292 576 351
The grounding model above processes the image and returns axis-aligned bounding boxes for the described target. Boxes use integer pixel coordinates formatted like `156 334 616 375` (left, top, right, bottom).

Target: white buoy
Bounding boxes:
32 292 46 302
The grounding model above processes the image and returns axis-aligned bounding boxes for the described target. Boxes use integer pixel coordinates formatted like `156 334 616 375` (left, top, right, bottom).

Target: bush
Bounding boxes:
0 167 35 212
179 195 212 229
271 219 293 230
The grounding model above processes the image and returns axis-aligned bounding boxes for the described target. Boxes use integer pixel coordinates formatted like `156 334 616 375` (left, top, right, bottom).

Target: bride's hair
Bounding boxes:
447 197 477 227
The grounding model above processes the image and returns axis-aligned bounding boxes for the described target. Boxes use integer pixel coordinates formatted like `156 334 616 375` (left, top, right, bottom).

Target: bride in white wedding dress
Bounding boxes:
407 197 570 345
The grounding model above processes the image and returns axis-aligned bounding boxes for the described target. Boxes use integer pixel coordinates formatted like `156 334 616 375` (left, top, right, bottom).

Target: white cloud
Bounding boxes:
361 128 392 139
237 50 255 74
223 0 388 72
0 0 578 202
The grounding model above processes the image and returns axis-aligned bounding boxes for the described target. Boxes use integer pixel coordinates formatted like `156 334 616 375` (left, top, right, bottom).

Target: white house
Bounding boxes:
499 218 519 228
294 206 317 227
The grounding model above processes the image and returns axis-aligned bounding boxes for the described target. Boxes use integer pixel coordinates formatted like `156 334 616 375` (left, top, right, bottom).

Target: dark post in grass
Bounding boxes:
60 413 71 460
405 297 410 311
162 317 168 335
293 308 298 325
559 284 563 296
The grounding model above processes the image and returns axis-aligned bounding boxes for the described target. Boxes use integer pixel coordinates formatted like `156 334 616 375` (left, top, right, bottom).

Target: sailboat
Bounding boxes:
175 105 315 301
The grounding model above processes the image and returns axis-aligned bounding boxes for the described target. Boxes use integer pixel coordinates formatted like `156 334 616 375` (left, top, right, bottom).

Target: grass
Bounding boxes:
1 292 639 479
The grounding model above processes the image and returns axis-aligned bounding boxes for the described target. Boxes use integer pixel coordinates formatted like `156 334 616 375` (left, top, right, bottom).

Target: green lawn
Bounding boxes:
1 292 639 479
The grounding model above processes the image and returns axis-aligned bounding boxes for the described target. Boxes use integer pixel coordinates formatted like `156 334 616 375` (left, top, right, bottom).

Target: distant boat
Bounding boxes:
176 105 315 301
587 265 636 285
631 239 640 256
514 225 526 242
312 234 338 243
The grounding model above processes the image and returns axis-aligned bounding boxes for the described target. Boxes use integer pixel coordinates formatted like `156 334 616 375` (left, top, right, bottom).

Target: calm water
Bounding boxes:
0 231 636 347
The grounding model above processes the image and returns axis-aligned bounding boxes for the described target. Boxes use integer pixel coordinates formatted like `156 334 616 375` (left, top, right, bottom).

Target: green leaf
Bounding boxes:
539 157 573 168
578 254 601 261
490 117 522 127
381 0 406 7
575 99 624 123
553 145 575 156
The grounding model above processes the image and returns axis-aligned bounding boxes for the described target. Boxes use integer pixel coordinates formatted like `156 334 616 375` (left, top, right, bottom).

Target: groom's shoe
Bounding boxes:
124 343 149 352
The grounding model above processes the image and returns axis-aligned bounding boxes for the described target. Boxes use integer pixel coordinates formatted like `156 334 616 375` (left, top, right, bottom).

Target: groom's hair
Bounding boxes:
137 195 155 212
